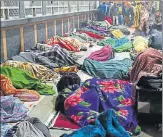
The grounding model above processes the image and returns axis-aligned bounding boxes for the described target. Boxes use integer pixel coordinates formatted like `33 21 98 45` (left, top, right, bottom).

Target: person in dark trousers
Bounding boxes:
97 2 108 21
110 3 118 25
128 3 134 27
106 2 111 17
118 3 124 25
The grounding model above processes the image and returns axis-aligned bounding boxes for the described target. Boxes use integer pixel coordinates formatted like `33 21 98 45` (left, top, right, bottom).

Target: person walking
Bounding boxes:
110 3 118 25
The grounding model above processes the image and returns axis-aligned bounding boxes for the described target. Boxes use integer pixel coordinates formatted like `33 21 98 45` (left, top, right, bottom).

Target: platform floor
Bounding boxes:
28 28 161 137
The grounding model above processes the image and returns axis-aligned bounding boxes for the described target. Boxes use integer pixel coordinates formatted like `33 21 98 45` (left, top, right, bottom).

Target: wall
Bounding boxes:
1 10 97 62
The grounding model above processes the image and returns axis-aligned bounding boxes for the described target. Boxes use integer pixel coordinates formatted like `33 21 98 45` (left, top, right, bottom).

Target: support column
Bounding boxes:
42 1 46 15
19 1 25 18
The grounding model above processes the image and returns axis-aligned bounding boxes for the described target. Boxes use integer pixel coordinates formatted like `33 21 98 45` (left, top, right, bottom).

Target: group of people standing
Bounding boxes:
97 1 162 36
98 2 134 26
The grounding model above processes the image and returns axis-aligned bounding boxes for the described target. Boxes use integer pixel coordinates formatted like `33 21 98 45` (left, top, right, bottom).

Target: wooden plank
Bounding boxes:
45 22 48 40
2 30 7 60
54 20 56 36
34 24 37 46
20 26 24 52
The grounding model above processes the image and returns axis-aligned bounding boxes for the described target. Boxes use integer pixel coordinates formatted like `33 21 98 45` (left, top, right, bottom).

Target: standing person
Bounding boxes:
106 2 111 17
122 2 126 23
118 3 124 25
129 3 134 27
139 2 150 36
110 3 118 25
97 2 108 21
134 2 141 28
124 2 130 26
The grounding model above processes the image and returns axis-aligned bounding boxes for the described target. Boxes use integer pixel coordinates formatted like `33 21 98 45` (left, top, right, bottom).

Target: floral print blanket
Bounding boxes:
64 78 141 135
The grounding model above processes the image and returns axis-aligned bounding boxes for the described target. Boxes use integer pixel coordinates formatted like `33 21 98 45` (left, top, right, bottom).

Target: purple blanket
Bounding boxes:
88 45 114 61
1 96 28 123
64 78 141 135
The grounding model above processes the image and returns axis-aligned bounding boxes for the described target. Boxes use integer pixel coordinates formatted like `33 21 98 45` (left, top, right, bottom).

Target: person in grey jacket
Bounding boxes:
110 3 119 25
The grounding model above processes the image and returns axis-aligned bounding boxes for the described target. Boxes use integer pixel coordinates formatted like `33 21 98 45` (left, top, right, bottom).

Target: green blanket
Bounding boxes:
1 66 56 95
98 37 132 53
82 58 133 79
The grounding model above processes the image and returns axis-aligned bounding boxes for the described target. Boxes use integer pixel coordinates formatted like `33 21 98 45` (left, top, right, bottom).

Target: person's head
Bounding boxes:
155 11 161 17
102 2 106 5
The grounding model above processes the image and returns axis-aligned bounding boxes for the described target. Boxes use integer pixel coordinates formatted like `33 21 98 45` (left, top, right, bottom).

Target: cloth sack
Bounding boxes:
28 117 51 137
149 29 162 50
4 121 45 137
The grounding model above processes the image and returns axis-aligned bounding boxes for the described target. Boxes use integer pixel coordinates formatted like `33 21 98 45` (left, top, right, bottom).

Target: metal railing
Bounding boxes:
1 1 98 20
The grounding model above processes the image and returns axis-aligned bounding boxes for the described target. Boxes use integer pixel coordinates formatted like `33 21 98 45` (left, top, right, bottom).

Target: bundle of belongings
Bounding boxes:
2 116 51 137
149 29 162 50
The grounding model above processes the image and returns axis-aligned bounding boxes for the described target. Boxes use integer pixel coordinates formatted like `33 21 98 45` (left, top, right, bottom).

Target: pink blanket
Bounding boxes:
88 45 114 61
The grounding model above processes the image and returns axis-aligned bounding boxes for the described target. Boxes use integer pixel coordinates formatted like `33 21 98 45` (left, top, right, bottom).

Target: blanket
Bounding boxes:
130 48 162 83
82 58 132 79
0 74 40 102
1 95 28 123
88 45 115 61
64 78 141 135
62 110 130 137
46 36 80 52
1 66 56 95
98 37 132 53
2 60 60 83
133 36 148 52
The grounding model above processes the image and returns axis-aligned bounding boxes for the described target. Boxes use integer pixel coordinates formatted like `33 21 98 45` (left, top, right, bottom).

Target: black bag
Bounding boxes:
57 72 81 93
55 84 80 114
137 75 162 90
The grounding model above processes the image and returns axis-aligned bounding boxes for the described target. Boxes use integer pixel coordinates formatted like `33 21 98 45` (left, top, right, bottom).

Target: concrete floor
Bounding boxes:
28 30 162 137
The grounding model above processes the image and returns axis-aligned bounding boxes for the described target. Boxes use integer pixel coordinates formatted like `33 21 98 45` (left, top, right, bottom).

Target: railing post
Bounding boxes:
33 8 36 16
4 9 9 20
52 7 54 14
19 1 25 18
77 1 79 11
42 1 46 15
89 1 91 11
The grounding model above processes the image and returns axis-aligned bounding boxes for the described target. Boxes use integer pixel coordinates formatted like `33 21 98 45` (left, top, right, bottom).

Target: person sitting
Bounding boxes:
152 11 162 31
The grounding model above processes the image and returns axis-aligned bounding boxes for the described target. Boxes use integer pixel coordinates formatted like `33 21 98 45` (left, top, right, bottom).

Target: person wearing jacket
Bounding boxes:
97 2 108 21
110 3 119 25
